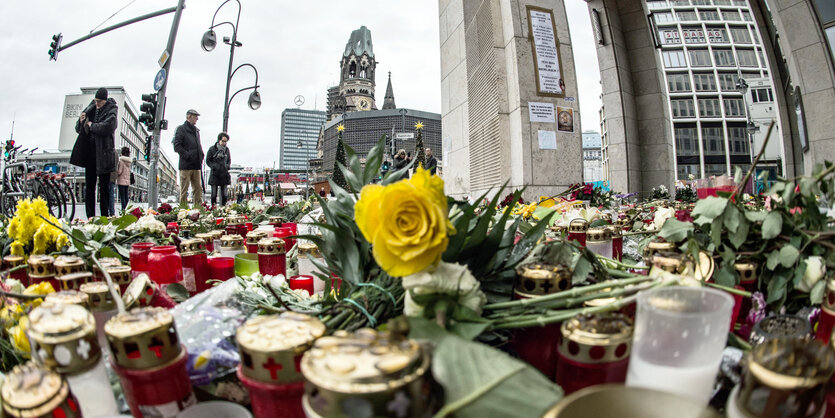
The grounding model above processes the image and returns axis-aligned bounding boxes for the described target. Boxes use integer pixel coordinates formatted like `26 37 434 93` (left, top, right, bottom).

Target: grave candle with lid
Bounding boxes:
219 234 246 258
301 327 437 418
258 237 286 278
246 230 268 254
567 219 589 247
179 238 209 295
1 362 82 418
237 312 326 418
28 254 58 291
27 302 119 416
555 312 633 394
3 255 28 284
105 307 196 417
80 281 121 351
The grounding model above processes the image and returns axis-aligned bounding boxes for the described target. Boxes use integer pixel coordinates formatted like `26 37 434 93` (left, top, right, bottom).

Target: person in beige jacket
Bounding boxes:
116 147 132 212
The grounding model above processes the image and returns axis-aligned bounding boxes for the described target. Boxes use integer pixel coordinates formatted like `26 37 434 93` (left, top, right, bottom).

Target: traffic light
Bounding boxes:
143 136 152 161
139 93 157 130
48 33 62 61
381 160 391 175
3 140 13 158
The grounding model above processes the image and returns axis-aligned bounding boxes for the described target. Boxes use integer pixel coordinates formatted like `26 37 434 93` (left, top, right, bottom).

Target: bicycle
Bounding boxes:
1 147 75 220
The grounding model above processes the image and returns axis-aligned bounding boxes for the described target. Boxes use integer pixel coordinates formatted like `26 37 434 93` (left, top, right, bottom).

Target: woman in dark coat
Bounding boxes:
206 132 231 207
71 101 97 219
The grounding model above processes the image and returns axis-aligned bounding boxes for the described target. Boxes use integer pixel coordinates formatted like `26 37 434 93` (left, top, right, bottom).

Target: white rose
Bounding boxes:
402 262 486 317
652 207 676 230
797 256 826 293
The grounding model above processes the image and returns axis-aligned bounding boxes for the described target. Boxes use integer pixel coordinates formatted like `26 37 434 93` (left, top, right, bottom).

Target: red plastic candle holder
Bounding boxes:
289 275 314 296
130 242 154 278
147 245 183 286
817 279 835 344
274 227 296 252
555 313 633 394
209 257 235 282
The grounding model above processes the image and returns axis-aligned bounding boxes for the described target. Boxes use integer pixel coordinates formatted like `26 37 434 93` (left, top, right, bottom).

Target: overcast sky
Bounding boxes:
0 0 600 168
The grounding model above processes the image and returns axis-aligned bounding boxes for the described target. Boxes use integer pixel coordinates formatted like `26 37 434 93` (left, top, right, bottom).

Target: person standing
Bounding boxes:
206 132 231 207
116 147 131 212
85 88 118 217
424 147 438 175
172 109 205 208
392 149 410 180
71 101 97 219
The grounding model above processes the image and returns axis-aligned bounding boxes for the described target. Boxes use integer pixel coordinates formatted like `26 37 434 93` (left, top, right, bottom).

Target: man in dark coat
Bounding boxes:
79 88 118 218
172 109 204 207
71 100 97 219
206 132 231 207
424 147 438 175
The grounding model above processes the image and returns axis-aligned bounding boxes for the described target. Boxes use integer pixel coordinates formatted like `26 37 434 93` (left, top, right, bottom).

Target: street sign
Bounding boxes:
158 50 170 68
395 133 414 140
153 69 167 91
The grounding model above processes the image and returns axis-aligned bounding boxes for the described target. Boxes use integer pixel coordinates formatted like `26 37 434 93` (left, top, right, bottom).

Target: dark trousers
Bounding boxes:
211 185 228 206
118 185 129 211
84 168 97 219
97 173 111 217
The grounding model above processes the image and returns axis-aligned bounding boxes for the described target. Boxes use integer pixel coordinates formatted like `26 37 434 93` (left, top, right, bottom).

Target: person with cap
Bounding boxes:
172 109 205 207
78 87 118 217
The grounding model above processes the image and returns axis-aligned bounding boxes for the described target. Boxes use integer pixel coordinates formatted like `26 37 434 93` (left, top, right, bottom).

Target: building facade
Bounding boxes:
279 108 327 177
57 87 177 204
646 0 784 181
582 131 604 182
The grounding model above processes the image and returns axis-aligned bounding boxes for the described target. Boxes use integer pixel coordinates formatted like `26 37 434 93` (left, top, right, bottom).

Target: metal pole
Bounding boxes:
220 1 242 132
58 7 178 52
148 0 186 208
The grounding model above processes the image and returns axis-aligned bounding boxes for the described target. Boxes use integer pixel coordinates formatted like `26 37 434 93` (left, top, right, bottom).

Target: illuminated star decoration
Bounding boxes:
414 121 424 130
337 124 345 132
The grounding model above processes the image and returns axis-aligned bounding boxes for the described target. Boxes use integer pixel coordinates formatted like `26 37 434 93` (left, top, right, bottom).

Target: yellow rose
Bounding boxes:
24 282 55 296
355 167 454 277
10 317 31 355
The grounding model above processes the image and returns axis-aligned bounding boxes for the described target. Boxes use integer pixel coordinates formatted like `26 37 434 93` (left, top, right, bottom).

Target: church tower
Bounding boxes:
382 72 396 110
338 26 377 113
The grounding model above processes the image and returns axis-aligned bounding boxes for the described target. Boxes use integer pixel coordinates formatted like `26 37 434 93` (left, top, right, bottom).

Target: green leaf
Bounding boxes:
723 205 741 234
733 166 743 185
165 283 189 303
811 279 826 304
744 210 768 223
766 250 781 270
792 260 808 288
729 217 749 250
778 245 800 267
112 214 137 231
710 217 723 249
658 219 694 243
692 196 728 222
761 212 783 240
714 264 736 287
362 135 386 185
408 317 562 418
449 321 492 340
799 177 815 198
766 272 789 304
98 246 121 260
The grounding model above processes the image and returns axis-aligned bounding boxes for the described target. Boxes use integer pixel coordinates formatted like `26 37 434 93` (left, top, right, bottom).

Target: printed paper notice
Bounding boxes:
538 130 557 150
528 102 555 123
529 8 563 95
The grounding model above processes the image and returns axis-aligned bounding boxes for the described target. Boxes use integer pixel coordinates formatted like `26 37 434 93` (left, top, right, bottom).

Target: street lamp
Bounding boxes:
201 0 259 131
225 63 261 125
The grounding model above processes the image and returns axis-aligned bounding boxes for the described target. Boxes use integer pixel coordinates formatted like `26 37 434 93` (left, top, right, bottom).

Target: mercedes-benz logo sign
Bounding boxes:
294 95 305 107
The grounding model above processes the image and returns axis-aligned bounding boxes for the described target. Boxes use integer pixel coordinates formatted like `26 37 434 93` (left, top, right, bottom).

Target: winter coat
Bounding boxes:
425 155 438 175
116 156 131 186
88 98 119 175
206 143 231 186
172 121 204 170
392 156 411 180
70 101 96 169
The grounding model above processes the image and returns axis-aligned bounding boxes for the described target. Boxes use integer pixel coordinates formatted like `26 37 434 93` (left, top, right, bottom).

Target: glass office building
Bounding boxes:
279 108 328 177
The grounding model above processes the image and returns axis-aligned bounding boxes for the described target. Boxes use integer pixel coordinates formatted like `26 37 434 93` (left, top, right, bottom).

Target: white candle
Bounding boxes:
626 352 721 405
66 359 120 416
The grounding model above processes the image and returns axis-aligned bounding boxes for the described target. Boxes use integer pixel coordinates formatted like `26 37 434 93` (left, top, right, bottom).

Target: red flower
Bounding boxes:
675 209 693 223
130 207 143 218
157 203 173 214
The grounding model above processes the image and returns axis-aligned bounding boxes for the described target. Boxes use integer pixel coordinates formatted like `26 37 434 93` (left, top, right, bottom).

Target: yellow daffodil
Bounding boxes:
355 167 455 277
9 317 31 355
24 282 55 296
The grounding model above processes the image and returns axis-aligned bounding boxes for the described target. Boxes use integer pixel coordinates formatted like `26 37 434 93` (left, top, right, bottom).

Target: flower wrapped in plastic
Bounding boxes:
127 214 166 235
403 261 487 317
6 198 68 255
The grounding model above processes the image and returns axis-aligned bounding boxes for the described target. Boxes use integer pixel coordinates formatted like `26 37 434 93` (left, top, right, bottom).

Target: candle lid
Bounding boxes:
747 338 835 389
194 232 214 242
568 218 589 233
237 312 326 383
79 282 119 312
268 216 286 224
605 224 622 238
651 253 688 274
27 302 101 375
208 230 225 239
105 265 133 286
53 255 85 278
27 255 55 278
225 215 245 225
45 290 89 308
257 237 286 255
586 227 612 242
179 238 207 256
92 257 122 276
733 261 757 284
748 315 811 347
298 242 320 257
104 307 181 370
560 313 633 364
515 263 572 296
301 328 428 393
122 273 156 309
245 230 268 245
220 234 244 248
1 362 79 418
645 240 676 252
58 272 93 291
3 254 25 268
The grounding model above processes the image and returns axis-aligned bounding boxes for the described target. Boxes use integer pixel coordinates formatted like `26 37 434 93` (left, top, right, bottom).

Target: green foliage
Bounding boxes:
413 127 425 173
332 132 350 192
675 185 698 203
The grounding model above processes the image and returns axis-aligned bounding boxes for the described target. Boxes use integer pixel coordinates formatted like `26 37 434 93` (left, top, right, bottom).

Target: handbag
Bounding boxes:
130 172 135 185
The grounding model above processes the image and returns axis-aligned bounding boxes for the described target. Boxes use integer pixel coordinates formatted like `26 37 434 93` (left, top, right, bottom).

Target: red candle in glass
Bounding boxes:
567 219 589 247
510 263 572 380
245 231 267 254
817 278 835 344
246 222 253 232
734 262 758 329
283 222 298 236
555 313 633 394
208 257 235 282
257 238 286 277
165 222 179 236
608 225 623 261
179 239 209 295
147 245 183 286
130 242 154 278
273 227 296 252
289 275 314 296
3 255 28 285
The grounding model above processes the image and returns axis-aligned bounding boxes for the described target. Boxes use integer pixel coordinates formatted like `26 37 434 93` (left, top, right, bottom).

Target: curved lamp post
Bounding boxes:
201 0 260 131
